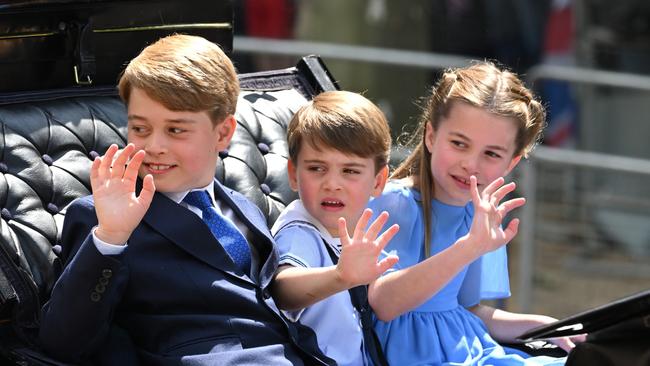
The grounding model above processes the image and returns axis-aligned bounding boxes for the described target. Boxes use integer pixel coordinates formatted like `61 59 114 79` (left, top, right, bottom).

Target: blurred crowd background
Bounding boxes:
230 0 650 319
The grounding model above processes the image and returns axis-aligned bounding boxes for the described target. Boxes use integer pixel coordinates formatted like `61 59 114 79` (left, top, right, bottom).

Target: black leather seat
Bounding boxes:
0 56 338 365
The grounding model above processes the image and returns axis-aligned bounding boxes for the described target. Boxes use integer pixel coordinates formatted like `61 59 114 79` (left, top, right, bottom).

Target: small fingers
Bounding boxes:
375 224 400 252
376 255 399 274
490 181 517 205
571 334 587 344
481 176 505 197
338 217 351 247
97 144 119 180
352 209 374 243
137 174 156 208
470 176 481 206
364 210 388 241
553 337 576 352
90 156 102 189
502 218 520 243
110 144 135 178
123 149 145 183
497 197 526 218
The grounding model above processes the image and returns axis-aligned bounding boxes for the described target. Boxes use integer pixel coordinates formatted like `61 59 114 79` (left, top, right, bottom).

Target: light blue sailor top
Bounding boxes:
271 200 367 366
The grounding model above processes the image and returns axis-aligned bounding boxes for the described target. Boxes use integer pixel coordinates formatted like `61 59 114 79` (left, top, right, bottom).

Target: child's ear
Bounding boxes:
214 115 237 151
424 122 434 153
287 159 299 192
505 154 523 176
371 165 389 197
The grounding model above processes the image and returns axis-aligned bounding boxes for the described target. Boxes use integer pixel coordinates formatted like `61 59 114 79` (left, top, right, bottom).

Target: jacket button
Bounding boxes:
99 277 109 286
90 292 101 302
95 284 106 294
102 269 112 278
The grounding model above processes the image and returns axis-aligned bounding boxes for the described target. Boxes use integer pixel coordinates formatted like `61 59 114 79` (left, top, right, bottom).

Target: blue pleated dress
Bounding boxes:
368 182 565 366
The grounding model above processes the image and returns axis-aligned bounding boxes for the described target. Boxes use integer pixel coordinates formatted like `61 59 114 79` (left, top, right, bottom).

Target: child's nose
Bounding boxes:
144 132 168 154
322 172 342 191
461 154 479 174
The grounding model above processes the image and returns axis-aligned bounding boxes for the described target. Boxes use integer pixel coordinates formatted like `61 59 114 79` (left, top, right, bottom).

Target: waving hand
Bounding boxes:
336 209 399 287
91 144 155 245
467 176 525 255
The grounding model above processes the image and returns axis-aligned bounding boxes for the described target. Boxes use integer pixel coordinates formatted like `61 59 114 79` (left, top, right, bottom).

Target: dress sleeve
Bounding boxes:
368 183 424 272
274 223 327 268
458 245 511 307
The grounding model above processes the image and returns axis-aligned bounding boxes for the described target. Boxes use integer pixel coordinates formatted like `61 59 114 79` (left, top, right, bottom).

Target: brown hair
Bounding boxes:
392 61 546 256
118 34 239 124
287 90 391 173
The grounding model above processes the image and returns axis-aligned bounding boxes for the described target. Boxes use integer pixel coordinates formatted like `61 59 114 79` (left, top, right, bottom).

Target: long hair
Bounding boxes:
392 61 546 257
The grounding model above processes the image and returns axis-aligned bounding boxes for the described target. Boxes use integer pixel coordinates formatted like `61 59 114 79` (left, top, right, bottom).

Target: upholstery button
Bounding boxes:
0 162 7 173
99 277 109 286
41 154 54 166
89 151 100 160
52 245 62 256
262 288 271 299
219 149 229 159
90 292 101 302
1 208 12 221
257 142 270 155
95 284 106 294
46 203 59 214
260 183 271 195
102 269 112 278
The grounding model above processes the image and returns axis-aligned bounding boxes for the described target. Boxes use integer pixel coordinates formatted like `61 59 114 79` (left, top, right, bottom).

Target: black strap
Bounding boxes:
72 20 96 85
323 241 389 366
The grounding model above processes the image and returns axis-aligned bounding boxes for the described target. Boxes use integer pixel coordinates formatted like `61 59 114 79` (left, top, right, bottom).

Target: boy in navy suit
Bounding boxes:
39 34 335 365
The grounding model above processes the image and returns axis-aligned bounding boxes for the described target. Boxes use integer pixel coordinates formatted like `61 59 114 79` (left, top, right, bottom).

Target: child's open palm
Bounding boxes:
336 209 399 288
91 143 155 245
468 176 525 255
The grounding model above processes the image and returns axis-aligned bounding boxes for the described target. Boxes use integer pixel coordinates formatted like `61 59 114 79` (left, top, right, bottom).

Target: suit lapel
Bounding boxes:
142 191 254 285
213 181 278 289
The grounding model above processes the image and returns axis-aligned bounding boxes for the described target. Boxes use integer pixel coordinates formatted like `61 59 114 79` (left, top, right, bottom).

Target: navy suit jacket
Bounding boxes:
39 180 334 366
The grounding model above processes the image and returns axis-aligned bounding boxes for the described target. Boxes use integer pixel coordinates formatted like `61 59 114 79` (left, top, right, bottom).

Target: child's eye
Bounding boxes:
485 151 502 159
343 168 361 175
307 166 325 173
168 127 185 134
129 125 147 134
451 140 467 148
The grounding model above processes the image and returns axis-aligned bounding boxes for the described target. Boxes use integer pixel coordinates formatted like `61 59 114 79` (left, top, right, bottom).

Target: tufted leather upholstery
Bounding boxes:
0 93 128 338
220 88 307 226
0 56 338 363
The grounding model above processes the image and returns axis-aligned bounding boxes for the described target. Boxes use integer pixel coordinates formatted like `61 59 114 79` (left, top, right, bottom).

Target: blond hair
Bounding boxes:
393 61 546 257
118 34 239 124
287 90 391 173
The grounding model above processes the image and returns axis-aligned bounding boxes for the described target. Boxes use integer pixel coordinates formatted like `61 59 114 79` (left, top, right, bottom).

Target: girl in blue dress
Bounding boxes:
367 62 583 365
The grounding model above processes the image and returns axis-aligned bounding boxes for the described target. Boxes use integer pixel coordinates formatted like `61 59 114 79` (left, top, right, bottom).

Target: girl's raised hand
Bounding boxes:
91 143 155 245
336 209 399 288
467 176 525 255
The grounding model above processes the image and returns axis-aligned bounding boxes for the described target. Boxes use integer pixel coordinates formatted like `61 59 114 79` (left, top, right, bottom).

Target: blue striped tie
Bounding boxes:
183 190 252 273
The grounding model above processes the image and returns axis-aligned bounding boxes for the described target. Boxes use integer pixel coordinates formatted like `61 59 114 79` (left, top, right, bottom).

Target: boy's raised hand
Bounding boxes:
336 209 399 288
91 143 155 245
467 176 525 255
